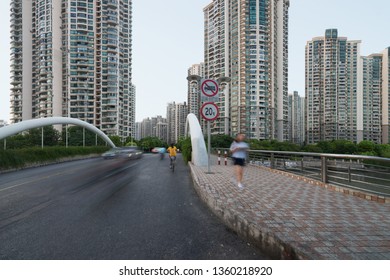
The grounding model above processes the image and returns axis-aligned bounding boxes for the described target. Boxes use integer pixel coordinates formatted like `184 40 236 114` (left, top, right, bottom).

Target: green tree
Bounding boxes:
316 141 332 153
329 140 357 154
377 144 390 158
27 126 61 146
109 135 122 147
125 136 137 146
248 139 273 150
210 134 234 148
2 134 31 149
302 144 323 153
65 126 101 146
272 141 301 152
138 137 166 151
357 140 377 155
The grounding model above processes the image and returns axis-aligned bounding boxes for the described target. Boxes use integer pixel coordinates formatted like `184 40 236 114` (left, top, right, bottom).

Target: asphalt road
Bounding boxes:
0 154 268 260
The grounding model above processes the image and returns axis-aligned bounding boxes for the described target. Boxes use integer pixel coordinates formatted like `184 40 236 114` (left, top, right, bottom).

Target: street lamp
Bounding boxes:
217 76 231 85
186 74 202 83
187 74 202 121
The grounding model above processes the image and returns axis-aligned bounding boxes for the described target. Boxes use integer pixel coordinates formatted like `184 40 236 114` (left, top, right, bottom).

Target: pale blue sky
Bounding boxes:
0 0 389 122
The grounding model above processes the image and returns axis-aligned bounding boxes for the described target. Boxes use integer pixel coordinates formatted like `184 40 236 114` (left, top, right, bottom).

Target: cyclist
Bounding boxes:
167 143 177 169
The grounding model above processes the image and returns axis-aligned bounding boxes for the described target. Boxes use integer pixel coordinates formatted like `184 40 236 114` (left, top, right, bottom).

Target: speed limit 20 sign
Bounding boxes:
200 102 219 121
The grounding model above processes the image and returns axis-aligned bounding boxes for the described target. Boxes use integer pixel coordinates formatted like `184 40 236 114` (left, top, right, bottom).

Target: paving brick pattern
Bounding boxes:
189 159 390 259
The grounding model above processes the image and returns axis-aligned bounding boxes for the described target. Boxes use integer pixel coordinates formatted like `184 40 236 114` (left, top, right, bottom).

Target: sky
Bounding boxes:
0 0 389 123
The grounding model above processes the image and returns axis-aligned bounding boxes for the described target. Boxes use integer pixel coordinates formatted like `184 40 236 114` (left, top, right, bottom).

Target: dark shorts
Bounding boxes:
232 157 245 166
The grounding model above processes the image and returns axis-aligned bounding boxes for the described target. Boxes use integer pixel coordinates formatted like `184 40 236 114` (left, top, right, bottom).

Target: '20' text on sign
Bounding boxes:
200 102 219 121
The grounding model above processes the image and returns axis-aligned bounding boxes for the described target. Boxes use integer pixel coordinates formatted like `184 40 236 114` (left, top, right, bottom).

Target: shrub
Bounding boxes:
179 137 192 163
0 146 109 171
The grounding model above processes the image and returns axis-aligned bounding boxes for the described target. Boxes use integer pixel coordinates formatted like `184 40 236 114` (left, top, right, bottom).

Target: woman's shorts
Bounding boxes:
232 157 245 166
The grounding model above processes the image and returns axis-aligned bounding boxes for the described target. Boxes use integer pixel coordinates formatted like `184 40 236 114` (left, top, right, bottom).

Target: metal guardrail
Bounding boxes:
214 148 390 197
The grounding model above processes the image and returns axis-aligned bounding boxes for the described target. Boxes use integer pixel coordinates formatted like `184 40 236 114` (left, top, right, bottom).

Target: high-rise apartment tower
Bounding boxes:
166 102 188 144
9 0 135 139
203 0 289 140
382 47 390 144
288 91 305 145
305 29 361 144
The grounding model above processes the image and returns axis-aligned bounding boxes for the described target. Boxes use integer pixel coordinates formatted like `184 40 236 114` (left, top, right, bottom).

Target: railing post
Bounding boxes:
321 155 328 183
218 150 221 165
348 165 352 182
301 158 304 173
224 150 227 166
271 153 275 169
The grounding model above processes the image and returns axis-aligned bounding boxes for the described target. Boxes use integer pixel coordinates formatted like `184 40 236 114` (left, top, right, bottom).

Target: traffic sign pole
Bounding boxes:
207 121 211 173
200 80 219 174
200 102 219 174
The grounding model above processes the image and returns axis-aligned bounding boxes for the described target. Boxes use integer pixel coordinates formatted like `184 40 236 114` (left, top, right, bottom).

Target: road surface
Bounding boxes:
0 154 268 259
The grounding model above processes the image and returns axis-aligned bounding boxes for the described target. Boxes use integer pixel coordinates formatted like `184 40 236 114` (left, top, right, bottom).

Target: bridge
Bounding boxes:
1 116 390 260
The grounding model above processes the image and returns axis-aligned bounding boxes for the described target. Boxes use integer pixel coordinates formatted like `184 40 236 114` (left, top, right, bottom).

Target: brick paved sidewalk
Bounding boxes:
189 160 390 259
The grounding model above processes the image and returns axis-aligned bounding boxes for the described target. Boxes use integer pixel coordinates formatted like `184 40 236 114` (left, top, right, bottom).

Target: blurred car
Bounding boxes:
120 147 143 159
102 148 121 159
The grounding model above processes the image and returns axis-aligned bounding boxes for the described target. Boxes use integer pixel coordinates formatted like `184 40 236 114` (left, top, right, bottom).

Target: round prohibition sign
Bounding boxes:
201 79 219 97
200 102 219 121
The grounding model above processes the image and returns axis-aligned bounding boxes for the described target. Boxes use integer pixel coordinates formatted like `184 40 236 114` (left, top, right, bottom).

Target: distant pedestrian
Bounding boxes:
230 133 249 189
159 147 166 160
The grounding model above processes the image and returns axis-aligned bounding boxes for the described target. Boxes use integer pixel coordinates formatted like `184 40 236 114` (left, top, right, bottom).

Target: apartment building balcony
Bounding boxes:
106 16 118 25
10 82 22 91
106 0 119 8
106 39 118 47
72 58 90 67
10 1 21 9
10 18 22 28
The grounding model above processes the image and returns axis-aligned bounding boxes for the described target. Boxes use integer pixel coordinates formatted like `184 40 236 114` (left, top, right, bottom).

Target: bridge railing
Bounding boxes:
214 148 390 197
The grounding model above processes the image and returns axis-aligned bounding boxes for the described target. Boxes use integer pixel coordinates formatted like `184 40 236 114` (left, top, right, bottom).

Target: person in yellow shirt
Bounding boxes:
167 143 177 169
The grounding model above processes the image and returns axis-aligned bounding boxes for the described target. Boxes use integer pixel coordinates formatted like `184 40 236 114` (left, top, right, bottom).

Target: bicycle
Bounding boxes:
169 156 176 172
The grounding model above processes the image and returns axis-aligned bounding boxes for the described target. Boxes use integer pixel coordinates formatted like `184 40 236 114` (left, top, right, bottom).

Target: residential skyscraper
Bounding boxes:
360 54 383 144
166 102 188 144
140 118 152 139
9 0 135 139
155 121 168 144
382 47 390 144
138 116 168 143
134 122 141 141
288 91 305 145
203 0 289 140
305 29 361 144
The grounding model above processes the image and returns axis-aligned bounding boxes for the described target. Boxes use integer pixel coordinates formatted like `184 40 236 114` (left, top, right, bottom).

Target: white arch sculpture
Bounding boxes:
185 113 207 166
0 117 116 148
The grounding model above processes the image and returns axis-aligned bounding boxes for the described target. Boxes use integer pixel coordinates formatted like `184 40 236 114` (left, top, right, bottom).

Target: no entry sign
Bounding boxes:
201 79 219 97
200 102 219 121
